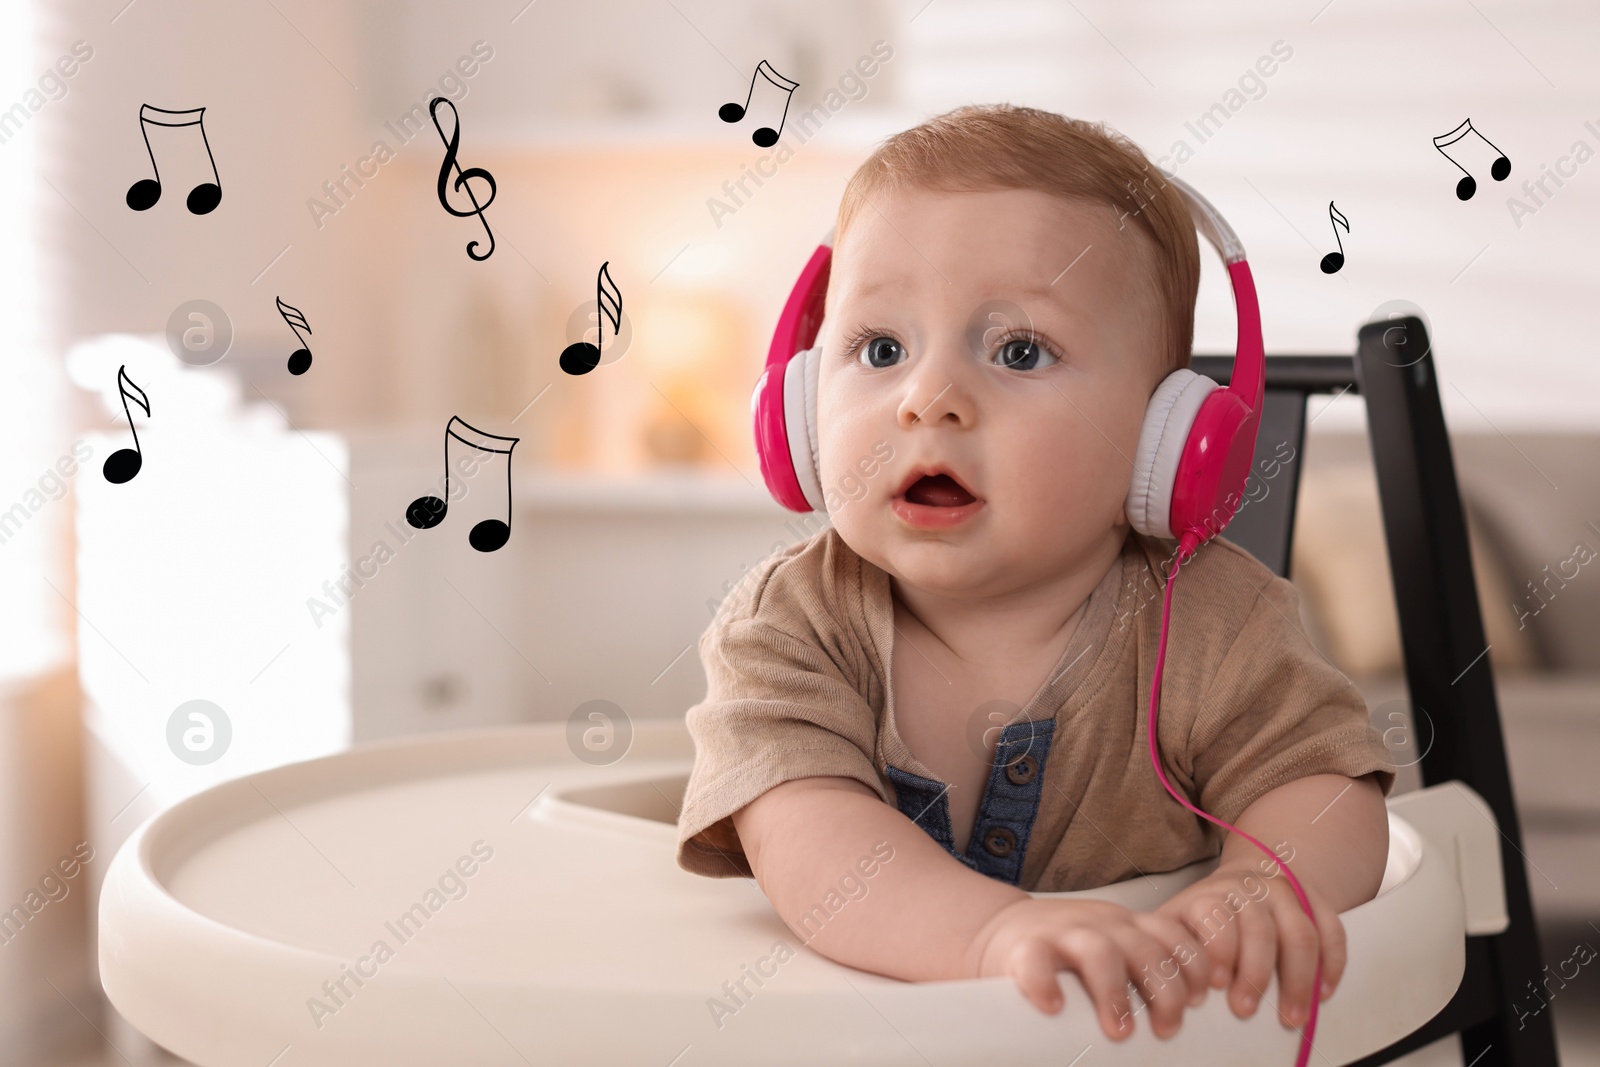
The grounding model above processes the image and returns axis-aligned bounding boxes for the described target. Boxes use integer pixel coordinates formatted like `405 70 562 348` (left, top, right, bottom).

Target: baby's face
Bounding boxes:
818 185 1167 599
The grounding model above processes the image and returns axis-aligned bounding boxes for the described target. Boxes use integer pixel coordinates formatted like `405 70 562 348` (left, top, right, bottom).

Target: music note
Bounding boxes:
1432 118 1511 201
429 97 496 261
405 416 520 553
559 262 623 376
275 296 314 375
125 104 222 215
103 365 150 484
719 61 799 148
1320 201 1350 274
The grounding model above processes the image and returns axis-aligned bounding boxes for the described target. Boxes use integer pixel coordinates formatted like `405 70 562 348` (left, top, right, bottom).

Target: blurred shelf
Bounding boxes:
510 467 790 514
345 429 790 516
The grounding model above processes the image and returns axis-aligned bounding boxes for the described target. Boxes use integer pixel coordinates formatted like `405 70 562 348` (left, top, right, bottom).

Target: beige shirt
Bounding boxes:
676 526 1397 892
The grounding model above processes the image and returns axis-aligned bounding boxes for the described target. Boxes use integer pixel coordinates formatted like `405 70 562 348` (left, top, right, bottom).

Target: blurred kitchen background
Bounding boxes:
1 0 1597 1064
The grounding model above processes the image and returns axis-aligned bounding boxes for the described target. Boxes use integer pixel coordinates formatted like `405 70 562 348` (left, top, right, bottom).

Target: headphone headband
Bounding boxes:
1163 173 1263 417
1164 173 1245 263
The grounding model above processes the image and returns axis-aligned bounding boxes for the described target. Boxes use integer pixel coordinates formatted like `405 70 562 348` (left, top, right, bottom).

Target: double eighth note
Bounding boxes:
126 104 222 215
720 61 799 148
1433 118 1511 201
406 416 520 553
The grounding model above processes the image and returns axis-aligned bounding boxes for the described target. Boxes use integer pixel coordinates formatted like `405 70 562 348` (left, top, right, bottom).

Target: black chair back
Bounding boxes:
1192 323 1558 1066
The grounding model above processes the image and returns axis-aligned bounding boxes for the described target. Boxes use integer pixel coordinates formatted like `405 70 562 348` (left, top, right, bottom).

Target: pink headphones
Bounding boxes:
750 174 1264 552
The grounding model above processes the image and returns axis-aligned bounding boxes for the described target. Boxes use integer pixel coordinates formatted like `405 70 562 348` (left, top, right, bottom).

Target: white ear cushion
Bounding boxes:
802 344 822 504
1125 369 1219 537
781 346 826 511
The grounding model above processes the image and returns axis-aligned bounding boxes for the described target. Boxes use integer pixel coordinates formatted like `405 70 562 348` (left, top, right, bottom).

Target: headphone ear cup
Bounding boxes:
781 345 826 511
1125 369 1219 537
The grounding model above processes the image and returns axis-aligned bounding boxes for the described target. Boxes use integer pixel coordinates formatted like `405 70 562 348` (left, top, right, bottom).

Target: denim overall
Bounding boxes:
883 717 1057 885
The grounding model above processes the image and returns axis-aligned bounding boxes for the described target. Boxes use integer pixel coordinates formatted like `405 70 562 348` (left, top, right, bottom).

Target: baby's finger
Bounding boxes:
1107 925 1189 1040
1271 896 1321 1030
1053 927 1136 1041
1133 912 1212 1007
1173 894 1240 990
1230 894 1276 1019
1007 936 1071 1014
1311 896 1348 1001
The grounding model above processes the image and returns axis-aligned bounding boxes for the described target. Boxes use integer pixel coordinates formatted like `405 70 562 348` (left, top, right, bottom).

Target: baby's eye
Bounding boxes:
991 337 1056 371
858 336 906 369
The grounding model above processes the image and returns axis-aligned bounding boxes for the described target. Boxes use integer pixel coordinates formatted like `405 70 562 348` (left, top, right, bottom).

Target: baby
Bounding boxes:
677 104 1397 1042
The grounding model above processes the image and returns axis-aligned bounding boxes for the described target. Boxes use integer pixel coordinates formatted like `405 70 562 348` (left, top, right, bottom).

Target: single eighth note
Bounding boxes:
1320 201 1350 274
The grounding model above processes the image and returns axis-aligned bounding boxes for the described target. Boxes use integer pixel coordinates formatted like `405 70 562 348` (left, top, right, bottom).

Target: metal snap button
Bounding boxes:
983 826 1017 858
1005 754 1038 786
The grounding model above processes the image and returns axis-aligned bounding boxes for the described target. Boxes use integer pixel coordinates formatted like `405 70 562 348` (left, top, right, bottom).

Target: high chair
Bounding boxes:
97 318 1559 1065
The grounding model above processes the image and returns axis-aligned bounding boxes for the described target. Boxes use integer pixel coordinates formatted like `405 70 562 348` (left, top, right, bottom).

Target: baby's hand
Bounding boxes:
969 898 1213 1040
1154 865 1344 1031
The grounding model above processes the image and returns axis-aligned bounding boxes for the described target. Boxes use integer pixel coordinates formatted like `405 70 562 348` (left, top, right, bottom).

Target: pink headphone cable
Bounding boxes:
1147 533 1321 1067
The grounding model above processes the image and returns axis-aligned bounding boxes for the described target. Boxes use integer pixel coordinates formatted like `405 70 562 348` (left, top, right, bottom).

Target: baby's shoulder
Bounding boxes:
1128 531 1304 655
709 525 865 639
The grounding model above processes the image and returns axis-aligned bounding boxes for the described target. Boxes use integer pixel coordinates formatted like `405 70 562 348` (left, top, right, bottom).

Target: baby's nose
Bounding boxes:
899 356 978 427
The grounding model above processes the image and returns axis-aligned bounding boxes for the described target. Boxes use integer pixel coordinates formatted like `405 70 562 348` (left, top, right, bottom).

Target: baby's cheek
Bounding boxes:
824 514 885 577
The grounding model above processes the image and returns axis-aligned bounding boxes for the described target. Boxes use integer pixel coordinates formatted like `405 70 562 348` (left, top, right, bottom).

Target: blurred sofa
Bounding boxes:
1292 430 1600 926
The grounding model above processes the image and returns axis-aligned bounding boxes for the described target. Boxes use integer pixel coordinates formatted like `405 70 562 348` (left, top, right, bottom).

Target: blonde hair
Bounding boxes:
835 104 1200 375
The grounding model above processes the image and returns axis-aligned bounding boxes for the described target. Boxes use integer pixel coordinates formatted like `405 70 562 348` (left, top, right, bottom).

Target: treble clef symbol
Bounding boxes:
428 96 496 261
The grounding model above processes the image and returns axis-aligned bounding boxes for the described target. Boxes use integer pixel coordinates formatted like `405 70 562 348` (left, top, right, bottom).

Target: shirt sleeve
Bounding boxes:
1186 574 1398 830
676 612 887 879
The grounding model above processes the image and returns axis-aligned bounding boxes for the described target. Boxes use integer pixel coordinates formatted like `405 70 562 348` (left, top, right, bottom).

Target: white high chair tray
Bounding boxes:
101 721 1472 1066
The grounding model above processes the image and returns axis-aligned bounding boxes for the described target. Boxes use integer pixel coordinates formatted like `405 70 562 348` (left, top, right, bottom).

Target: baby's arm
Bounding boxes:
732 776 1025 980
1155 772 1389 1030
733 775 1215 1039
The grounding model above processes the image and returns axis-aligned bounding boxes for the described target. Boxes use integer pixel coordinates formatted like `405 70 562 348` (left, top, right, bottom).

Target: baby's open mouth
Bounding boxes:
890 466 983 529
900 473 977 508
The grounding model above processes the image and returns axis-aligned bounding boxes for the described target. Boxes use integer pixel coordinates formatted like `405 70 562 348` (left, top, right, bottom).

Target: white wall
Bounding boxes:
890 0 1600 429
